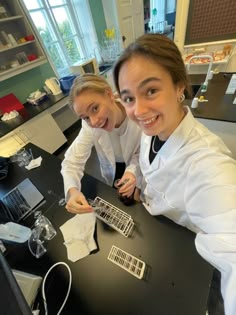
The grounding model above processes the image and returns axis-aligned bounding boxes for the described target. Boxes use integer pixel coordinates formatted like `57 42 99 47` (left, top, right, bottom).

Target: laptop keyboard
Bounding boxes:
2 188 31 222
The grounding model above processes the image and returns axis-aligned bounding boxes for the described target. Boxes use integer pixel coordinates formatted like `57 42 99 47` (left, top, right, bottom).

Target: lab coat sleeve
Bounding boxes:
61 121 94 201
185 153 236 315
125 141 142 188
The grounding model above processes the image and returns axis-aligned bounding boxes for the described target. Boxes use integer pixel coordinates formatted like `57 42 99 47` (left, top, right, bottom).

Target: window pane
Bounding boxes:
23 0 99 76
52 7 76 38
48 0 66 6
46 43 68 75
64 37 81 64
30 11 56 44
23 0 42 10
72 0 99 60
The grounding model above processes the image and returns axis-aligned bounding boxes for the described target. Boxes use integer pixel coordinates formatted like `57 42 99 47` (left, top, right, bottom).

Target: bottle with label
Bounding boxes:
201 81 208 93
0 6 8 19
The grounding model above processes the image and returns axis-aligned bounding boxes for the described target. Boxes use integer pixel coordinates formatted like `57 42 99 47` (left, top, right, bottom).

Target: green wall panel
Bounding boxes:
0 62 55 103
89 0 107 44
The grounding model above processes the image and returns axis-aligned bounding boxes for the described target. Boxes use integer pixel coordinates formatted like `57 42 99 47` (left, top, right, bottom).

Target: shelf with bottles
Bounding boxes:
0 0 47 81
0 1 24 20
0 39 35 52
0 15 23 22
0 36 45 75
0 56 47 82
0 15 38 52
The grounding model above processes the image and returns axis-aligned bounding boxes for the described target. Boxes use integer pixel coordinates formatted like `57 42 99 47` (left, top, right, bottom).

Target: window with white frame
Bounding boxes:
21 0 99 77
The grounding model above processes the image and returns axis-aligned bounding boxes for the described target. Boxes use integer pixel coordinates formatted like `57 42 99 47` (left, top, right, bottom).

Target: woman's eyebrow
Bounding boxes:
120 77 161 96
120 89 129 97
77 102 95 119
138 77 161 89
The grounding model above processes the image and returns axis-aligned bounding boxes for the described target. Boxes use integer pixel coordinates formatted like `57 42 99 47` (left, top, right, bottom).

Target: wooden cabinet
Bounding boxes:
0 0 47 81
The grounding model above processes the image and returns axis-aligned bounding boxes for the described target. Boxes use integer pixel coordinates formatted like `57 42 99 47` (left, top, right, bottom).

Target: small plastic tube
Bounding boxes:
207 70 214 80
191 97 199 109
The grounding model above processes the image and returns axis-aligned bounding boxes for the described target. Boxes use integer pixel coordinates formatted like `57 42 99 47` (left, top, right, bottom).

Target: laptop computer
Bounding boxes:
0 178 44 222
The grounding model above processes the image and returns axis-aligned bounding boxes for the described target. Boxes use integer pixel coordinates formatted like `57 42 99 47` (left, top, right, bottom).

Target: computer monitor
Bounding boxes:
0 251 32 315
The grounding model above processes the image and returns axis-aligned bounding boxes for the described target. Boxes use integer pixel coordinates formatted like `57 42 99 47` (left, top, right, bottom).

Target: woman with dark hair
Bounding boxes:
113 33 236 315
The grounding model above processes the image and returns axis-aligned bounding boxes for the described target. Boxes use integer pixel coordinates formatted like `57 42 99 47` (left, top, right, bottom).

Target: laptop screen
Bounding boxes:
0 178 44 222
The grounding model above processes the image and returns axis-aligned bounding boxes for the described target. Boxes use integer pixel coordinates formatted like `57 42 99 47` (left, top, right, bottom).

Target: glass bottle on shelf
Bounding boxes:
0 5 8 19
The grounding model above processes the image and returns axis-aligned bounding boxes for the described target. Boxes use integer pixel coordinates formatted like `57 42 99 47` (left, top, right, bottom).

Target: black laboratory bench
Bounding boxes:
0 92 69 138
186 72 236 123
0 143 213 315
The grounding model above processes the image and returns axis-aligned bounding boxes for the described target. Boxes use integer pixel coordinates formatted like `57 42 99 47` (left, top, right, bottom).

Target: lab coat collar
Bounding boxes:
144 106 195 162
160 106 195 161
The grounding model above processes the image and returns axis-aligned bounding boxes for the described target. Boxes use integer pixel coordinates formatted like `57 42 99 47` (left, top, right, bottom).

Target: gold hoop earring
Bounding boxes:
178 94 185 103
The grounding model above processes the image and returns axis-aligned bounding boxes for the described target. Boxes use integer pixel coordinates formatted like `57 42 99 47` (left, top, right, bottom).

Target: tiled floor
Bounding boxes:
54 120 103 182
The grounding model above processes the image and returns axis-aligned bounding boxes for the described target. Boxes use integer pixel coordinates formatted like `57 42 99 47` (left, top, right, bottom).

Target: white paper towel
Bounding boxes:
25 156 42 170
60 212 97 262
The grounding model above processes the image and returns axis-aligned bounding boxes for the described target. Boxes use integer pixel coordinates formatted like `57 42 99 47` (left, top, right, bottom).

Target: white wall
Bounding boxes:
198 118 236 159
102 0 119 29
174 0 189 54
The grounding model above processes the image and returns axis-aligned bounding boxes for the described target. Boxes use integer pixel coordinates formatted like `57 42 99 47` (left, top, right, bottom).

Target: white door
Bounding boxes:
116 0 144 47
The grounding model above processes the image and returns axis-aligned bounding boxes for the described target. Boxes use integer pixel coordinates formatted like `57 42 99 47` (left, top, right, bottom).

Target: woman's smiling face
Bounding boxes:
73 89 116 132
118 55 185 140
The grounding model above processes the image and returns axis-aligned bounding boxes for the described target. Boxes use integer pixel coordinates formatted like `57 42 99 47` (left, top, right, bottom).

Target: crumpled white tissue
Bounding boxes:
1 110 19 121
25 156 42 170
60 212 97 262
29 90 43 99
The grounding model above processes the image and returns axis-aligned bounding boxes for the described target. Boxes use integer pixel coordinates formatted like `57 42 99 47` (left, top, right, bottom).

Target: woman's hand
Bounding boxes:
117 171 136 197
66 188 93 214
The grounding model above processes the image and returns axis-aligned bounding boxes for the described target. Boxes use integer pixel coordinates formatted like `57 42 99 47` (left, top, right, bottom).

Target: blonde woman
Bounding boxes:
61 74 141 214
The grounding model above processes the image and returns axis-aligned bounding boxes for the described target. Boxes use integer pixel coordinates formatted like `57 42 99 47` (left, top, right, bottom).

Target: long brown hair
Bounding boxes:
113 34 191 98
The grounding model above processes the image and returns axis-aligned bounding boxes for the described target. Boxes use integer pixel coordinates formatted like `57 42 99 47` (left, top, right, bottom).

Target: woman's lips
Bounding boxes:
138 115 159 128
101 118 108 129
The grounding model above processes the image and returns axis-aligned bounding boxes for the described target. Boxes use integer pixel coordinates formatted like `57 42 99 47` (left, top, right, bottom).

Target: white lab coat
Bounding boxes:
140 107 236 315
61 119 141 200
